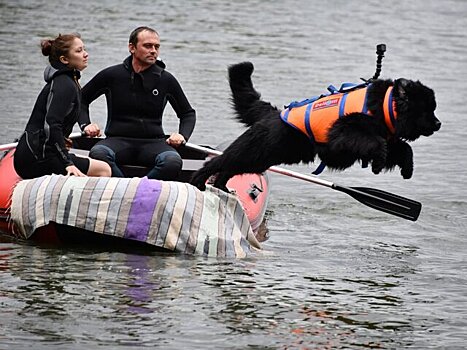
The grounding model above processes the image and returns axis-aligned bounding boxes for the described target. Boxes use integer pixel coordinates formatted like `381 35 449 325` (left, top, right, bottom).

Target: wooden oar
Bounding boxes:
184 142 422 221
0 131 84 152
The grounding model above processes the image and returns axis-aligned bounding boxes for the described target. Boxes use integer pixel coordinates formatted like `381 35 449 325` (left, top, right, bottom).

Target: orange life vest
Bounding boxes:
280 86 397 143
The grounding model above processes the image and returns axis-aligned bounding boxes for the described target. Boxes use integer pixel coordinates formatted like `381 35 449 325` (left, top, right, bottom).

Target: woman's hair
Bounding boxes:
129 26 158 46
41 33 81 65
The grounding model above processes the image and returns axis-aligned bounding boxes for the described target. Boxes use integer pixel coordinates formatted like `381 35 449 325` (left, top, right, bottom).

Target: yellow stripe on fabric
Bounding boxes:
103 178 130 235
10 180 28 238
94 178 120 233
33 176 53 228
41 175 62 227
27 176 50 235
84 177 110 232
73 177 98 229
154 182 179 247
20 179 37 236
48 175 68 223
164 182 189 251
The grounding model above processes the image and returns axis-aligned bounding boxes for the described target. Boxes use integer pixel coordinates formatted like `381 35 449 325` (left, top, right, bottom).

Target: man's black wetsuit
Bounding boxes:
81 56 196 179
14 63 90 179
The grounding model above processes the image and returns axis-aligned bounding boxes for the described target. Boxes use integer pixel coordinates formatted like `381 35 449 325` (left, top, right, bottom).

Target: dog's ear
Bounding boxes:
395 78 410 100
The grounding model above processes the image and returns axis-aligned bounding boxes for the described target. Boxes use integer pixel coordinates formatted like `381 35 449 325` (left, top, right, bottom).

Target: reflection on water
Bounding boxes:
1 0 467 348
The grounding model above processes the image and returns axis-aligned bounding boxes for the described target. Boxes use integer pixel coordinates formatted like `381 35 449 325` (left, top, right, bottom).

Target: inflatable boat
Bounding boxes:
0 135 269 257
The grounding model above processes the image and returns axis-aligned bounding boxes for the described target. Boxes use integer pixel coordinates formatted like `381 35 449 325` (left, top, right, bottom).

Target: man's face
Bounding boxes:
129 30 160 68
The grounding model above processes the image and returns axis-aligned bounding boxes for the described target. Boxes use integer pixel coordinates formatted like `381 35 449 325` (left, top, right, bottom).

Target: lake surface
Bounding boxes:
1 0 466 348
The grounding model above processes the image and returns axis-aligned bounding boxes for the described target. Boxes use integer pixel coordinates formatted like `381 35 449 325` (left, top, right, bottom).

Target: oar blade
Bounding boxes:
334 185 422 221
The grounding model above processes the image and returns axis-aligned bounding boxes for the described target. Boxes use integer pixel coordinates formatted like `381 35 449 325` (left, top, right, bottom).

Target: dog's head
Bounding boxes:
393 78 441 141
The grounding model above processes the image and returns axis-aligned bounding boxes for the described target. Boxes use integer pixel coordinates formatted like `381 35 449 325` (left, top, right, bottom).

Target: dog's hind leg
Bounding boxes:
190 157 225 191
213 171 236 192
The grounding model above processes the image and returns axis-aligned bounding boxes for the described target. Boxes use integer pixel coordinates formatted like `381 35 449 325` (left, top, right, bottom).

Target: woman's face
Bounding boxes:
62 38 88 71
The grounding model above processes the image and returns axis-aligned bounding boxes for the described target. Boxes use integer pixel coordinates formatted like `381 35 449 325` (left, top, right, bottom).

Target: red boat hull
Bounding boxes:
0 150 20 234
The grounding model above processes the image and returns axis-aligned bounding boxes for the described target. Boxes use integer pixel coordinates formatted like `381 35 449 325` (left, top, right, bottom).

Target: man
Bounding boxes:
81 26 196 180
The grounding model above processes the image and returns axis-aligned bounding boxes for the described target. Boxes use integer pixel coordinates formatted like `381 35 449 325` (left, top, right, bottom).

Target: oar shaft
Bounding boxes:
0 131 84 152
269 165 334 188
185 142 222 156
0 142 18 152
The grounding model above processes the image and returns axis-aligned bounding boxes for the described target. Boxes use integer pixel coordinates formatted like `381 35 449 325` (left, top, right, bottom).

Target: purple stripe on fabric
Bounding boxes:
124 178 162 241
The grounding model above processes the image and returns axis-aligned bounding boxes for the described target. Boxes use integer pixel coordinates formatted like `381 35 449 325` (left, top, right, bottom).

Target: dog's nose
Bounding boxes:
434 118 442 131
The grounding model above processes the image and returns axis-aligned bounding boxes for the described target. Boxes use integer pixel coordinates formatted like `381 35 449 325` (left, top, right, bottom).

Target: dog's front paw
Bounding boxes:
372 159 385 175
371 141 387 175
400 164 413 179
400 146 414 179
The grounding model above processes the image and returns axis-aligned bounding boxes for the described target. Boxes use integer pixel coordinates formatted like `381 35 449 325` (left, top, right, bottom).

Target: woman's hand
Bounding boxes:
83 123 102 138
64 137 73 151
65 165 86 177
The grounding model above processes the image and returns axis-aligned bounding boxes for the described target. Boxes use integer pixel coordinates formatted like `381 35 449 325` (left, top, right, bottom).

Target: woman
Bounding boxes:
14 33 111 179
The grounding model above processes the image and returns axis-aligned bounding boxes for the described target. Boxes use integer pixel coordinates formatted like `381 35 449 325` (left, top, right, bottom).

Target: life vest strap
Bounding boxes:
312 161 326 175
383 87 397 134
285 82 369 110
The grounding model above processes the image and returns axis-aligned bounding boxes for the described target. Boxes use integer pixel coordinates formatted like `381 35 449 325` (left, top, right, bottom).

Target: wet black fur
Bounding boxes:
191 62 441 191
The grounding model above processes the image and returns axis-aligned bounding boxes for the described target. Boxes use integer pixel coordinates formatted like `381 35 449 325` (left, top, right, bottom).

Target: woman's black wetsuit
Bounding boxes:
14 63 90 179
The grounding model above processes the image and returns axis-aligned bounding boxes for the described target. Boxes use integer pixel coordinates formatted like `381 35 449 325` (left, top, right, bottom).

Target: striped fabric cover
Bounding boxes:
9 175 261 258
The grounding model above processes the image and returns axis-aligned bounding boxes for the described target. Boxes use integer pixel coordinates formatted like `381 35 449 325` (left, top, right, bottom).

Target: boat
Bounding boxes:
0 135 270 257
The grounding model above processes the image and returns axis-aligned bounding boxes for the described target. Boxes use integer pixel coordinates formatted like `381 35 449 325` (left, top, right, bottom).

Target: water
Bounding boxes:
1 0 467 348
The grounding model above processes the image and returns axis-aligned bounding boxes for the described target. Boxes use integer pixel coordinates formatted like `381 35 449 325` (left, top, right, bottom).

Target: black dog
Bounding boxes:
191 62 441 191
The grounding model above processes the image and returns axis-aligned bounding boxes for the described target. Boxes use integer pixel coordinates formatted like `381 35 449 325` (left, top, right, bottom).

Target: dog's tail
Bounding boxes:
228 62 279 126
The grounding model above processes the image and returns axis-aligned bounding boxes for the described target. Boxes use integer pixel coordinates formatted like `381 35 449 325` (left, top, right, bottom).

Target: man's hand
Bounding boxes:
166 133 186 148
83 123 102 138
